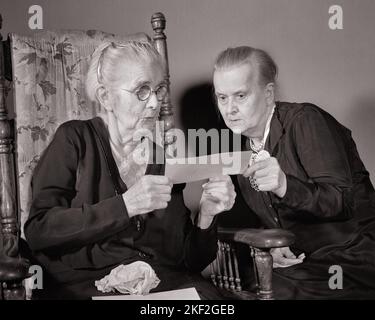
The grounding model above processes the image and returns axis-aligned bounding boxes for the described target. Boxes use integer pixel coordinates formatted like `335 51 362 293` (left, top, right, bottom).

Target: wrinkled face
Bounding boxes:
213 63 271 138
108 59 164 136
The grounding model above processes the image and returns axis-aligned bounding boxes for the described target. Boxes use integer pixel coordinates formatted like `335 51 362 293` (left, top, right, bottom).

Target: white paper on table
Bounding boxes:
165 151 252 184
92 287 200 300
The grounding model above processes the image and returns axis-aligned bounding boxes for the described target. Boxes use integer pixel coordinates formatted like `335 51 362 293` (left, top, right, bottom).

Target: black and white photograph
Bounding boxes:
0 0 375 308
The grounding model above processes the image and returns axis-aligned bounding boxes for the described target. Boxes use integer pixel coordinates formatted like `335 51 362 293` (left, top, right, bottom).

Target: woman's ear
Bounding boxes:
264 82 275 106
96 86 113 112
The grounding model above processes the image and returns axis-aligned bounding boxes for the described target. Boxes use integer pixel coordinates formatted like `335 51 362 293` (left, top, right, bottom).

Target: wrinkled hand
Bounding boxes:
122 175 172 218
198 175 236 229
271 247 305 268
243 157 287 198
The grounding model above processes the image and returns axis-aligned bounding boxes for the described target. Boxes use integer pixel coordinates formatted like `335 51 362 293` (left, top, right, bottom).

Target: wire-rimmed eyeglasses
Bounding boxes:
120 84 168 102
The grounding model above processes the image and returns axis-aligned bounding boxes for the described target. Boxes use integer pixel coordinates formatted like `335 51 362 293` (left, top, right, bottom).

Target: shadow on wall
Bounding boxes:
178 82 220 213
178 82 241 156
178 82 222 132
178 82 242 213
346 95 375 186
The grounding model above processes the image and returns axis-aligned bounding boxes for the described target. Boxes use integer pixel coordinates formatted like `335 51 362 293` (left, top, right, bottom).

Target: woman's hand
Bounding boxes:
270 247 305 268
243 157 287 198
122 175 172 218
198 175 236 229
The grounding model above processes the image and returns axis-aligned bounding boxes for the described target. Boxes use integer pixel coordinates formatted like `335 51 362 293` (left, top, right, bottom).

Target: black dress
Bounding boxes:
24 117 223 299
222 101 375 299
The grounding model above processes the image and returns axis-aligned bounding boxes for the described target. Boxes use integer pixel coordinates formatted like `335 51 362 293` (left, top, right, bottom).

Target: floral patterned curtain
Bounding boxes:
10 29 149 237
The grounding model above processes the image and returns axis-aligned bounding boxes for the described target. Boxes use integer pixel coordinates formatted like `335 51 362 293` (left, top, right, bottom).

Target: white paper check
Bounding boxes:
165 151 252 184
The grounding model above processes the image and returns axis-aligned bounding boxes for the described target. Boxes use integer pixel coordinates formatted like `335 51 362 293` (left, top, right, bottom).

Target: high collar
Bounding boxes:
264 101 285 155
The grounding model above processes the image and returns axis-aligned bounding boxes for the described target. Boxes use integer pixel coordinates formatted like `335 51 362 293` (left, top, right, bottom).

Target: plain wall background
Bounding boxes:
1 0 374 211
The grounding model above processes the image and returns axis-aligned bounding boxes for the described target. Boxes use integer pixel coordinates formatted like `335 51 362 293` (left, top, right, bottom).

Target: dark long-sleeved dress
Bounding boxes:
222 101 375 299
24 117 220 299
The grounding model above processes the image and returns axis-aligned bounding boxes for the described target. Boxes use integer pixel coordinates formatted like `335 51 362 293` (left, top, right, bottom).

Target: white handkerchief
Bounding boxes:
95 261 160 295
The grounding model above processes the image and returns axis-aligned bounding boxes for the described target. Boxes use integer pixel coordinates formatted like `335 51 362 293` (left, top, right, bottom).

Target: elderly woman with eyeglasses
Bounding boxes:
24 41 236 300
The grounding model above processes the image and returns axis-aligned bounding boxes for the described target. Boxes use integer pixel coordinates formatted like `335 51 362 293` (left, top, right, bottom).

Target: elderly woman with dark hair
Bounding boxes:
24 40 236 299
213 46 375 299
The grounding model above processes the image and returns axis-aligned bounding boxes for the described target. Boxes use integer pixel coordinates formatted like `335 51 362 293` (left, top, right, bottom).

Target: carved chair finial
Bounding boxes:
151 12 166 33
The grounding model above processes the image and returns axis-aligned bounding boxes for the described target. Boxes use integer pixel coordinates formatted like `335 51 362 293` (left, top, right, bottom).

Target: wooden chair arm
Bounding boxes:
215 227 295 299
218 227 295 249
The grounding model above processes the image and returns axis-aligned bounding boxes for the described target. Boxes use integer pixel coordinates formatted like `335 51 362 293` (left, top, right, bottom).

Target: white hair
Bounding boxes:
85 40 163 102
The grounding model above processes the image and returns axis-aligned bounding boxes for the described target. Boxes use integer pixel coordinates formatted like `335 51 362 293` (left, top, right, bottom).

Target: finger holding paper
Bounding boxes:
241 149 271 177
122 175 173 217
197 175 236 229
244 156 287 198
